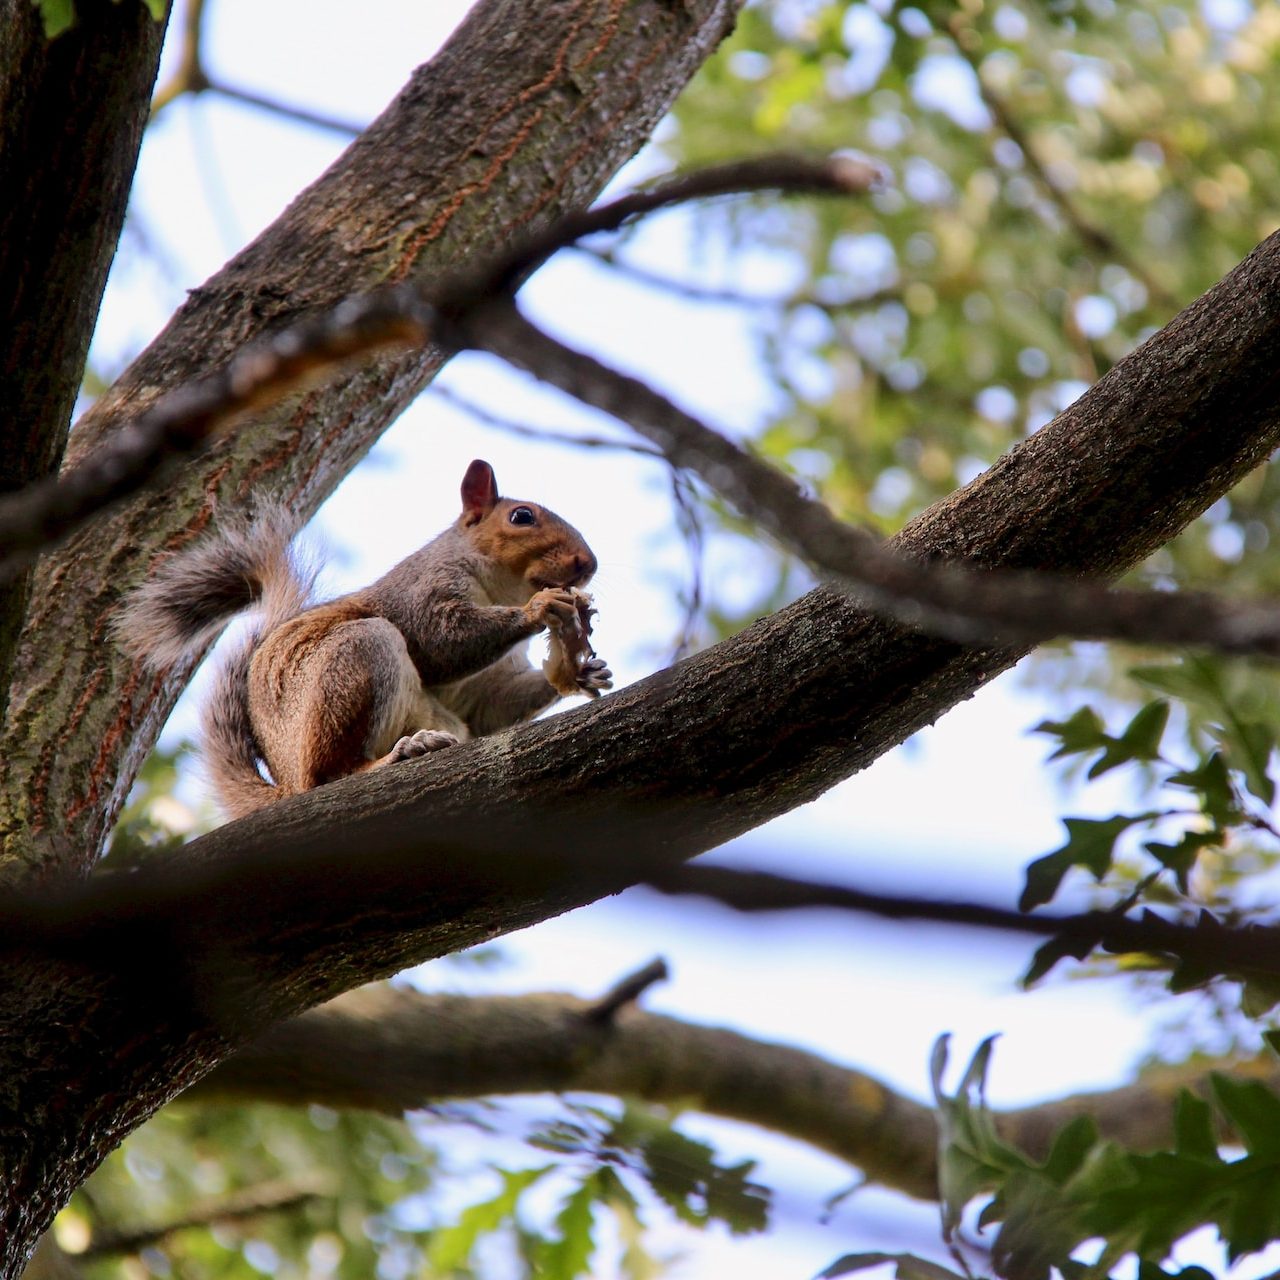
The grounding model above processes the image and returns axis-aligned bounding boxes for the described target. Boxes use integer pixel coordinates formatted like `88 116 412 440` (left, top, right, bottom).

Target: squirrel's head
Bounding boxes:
458 459 598 594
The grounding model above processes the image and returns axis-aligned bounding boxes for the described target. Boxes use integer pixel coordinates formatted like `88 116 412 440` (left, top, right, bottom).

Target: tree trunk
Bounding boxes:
0 0 167 721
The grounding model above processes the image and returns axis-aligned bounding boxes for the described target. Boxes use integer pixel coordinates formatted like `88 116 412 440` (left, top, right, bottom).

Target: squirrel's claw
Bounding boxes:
578 657 613 695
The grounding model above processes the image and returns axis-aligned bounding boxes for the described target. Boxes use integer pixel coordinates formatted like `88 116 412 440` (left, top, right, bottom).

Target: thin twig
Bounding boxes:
150 0 208 115
667 467 706 662
80 1178 327 1258
203 79 364 137
572 243 900 315
642 862 1280 981
583 956 670 1024
427 383 663 457
445 153 882 302
461 299 1280 660
150 0 365 135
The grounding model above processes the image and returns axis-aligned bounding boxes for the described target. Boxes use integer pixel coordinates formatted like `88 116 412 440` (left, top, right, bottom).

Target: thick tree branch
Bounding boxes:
187 984 1280 1206
0 2 748 1264
11 852 1280 991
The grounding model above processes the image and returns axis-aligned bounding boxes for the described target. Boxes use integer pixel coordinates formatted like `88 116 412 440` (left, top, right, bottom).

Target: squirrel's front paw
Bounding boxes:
389 729 458 762
523 588 579 632
577 656 613 697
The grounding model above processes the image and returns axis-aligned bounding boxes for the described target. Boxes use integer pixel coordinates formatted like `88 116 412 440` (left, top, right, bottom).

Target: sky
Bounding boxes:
87 1 1262 1276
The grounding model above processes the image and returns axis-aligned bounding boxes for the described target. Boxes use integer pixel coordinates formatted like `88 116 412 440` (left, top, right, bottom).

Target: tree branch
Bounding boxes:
0 290 431 582
572 242 902 314
583 956 670 1024
0 0 167 720
643 863 1280 984
78 1179 327 1260
186 982 1280 1205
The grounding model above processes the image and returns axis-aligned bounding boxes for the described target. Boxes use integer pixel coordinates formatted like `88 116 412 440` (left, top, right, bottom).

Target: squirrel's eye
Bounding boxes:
508 506 536 526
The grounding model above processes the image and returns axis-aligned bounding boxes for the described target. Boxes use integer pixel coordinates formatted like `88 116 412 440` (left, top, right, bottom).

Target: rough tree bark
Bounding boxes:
0 0 167 722
5 0 1280 1273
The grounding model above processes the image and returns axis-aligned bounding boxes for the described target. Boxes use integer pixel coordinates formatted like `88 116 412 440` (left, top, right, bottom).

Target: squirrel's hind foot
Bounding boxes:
388 729 459 762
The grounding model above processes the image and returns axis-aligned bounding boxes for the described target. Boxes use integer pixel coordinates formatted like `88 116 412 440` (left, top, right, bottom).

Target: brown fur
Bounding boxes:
117 462 611 819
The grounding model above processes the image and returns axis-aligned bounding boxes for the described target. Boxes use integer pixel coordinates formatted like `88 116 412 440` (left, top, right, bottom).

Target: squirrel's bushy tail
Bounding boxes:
118 505 316 819
118 505 311 666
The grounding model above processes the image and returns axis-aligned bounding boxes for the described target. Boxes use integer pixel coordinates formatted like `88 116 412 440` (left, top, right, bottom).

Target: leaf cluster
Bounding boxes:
924 1036 1280 1280
1021 657 1280 1002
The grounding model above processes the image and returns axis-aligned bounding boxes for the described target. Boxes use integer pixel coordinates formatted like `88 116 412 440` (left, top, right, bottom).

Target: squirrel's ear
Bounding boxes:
460 459 499 525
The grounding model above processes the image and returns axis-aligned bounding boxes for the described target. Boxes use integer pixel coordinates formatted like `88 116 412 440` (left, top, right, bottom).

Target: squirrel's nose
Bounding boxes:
573 551 597 583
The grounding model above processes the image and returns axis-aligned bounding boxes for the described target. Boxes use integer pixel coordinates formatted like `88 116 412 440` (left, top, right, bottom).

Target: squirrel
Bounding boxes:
119 459 612 819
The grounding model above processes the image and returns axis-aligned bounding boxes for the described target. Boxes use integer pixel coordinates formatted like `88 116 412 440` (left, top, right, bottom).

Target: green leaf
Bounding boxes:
1143 830 1217 895
1130 657 1226 706
930 1036 1028 1239
1040 1115 1100 1183
143 0 167 18
1119 700 1171 762
620 1115 769 1235
1035 706 1108 760
1020 814 1145 911
1242 974 1280 1019
1166 752 1238 827
1083 701 1171 779
1172 1090 1218 1161
817 1252 967 1280
1021 932 1097 986
538 1173 599 1280
428 1165 552 1271
1210 1076 1280 1158
1137 1263 1216 1280
1226 719 1276 806
30 0 75 37
1133 658 1275 803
